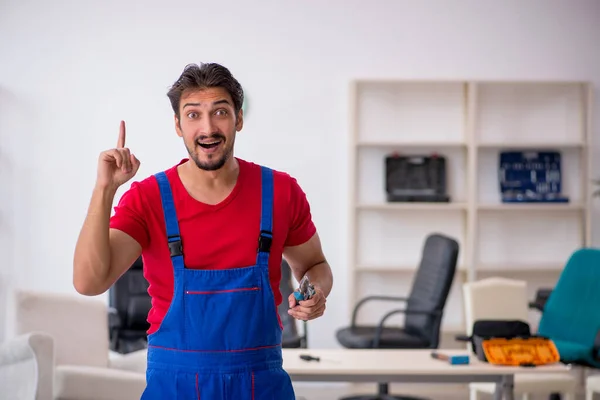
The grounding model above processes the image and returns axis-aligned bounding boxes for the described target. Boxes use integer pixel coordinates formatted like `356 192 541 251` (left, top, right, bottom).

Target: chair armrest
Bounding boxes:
373 308 441 348
28 332 55 400
455 334 471 342
529 288 553 312
108 307 121 331
593 329 600 361
108 307 121 352
108 348 147 374
351 295 409 327
0 332 55 400
55 364 146 400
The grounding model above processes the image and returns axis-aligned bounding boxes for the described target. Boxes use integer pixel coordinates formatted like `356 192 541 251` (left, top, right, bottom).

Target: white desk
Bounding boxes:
282 349 573 400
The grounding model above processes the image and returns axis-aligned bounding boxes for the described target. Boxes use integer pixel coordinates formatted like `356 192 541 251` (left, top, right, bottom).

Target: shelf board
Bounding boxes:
356 141 585 149
441 324 465 334
356 264 467 273
477 263 564 273
357 141 466 148
357 202 468 211
477 142 585 149
356 265 416 273
355 263 561 273
477 203 584 211
472 79 587 85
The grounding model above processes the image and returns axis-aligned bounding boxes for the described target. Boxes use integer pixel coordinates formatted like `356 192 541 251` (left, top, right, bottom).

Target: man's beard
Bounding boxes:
186 132 233 171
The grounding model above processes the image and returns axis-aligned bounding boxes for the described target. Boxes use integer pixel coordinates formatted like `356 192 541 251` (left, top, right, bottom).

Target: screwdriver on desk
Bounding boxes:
299 354 340 363
300 354 320 362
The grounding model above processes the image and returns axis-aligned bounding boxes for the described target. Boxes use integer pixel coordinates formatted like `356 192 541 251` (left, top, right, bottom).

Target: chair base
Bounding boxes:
340 383 430 400
340 395 429 400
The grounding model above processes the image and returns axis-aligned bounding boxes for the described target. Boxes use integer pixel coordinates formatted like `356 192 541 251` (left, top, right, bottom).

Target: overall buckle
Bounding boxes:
258 230 272 253
168 235 183 257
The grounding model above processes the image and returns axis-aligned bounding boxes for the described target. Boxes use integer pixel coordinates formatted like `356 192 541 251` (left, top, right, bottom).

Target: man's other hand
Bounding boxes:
287 287 326 321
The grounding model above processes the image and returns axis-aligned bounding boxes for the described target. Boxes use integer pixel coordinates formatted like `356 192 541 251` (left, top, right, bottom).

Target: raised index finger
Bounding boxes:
117 120 126 148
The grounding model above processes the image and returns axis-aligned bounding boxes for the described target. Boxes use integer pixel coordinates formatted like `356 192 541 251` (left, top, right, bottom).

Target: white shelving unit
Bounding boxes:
348 79 592 335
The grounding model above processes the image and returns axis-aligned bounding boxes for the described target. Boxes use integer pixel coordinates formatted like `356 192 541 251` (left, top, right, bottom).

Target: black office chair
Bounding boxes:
108 256 151 354
279 258 308 348
335 233 460 400
529 287 553 312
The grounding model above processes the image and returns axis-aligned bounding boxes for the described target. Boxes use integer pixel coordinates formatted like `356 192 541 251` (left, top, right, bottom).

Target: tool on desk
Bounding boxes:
299 353 340 364
431 351 470 365
293 276 316 304
481 337 559 366
300 354 320 362
454 320 559 366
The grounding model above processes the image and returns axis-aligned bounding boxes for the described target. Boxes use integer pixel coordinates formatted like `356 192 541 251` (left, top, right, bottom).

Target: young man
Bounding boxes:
73 62 333 399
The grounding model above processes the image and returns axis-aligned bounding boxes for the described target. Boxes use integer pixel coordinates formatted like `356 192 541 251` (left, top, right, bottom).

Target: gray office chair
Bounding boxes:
335 233 460 400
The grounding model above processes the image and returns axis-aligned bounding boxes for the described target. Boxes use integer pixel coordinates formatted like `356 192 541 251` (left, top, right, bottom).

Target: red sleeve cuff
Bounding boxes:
285 176 317 247
109 182 150 249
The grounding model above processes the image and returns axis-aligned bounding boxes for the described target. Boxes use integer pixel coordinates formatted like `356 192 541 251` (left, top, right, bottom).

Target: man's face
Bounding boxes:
175 87 243 171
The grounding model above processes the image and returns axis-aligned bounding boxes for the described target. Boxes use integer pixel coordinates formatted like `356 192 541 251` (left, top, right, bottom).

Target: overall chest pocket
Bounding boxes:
182 268 267 350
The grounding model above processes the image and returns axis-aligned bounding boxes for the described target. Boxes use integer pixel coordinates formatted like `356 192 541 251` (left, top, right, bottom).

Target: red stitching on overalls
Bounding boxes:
195 373 200 400
185 287 260 295
148 343 280 353
251 371 255 400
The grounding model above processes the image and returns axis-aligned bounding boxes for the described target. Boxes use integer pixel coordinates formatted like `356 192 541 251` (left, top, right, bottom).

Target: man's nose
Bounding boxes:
198 116 216 135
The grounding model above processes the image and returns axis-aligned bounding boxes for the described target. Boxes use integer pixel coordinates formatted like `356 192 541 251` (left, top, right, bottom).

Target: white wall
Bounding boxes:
1 0 599 347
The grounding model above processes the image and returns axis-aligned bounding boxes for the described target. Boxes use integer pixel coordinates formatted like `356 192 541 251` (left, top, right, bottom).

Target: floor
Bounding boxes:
293 382 469 400
293 383 587 400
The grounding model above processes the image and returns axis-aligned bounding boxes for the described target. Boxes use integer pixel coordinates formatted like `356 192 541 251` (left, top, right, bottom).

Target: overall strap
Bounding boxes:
257 166 274 267
155 171 184 271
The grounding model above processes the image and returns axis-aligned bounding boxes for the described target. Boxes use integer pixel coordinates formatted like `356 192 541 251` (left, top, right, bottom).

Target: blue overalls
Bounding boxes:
140 166 296 399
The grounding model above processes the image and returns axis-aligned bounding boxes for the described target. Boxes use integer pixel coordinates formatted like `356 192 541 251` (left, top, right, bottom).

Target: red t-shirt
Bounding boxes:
109 158 316 335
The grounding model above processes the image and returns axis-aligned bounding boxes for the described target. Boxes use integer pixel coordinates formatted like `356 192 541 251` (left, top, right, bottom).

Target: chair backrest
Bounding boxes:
13 290 109 368
462 277 529 353
108 256 151 334
278 259 300 342
538 248 600 367
404 233 459 347
463 277 529 335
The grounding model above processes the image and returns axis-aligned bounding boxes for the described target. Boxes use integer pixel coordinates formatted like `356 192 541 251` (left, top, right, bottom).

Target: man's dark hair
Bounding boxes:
167 63 244 118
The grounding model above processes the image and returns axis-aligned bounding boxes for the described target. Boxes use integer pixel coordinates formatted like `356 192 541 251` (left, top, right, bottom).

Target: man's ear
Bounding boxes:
175 114 183 138
235 109 244 132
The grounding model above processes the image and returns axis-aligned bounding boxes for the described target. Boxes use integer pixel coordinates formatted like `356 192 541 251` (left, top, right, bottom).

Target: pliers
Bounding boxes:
293 276 315 303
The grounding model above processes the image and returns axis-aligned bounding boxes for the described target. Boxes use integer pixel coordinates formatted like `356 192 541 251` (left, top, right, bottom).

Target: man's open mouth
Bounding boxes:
198 140 222 149
196 133 227 153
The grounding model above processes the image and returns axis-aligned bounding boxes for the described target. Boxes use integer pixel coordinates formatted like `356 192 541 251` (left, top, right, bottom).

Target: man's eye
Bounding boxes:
215 109 227 116
187 112 198 118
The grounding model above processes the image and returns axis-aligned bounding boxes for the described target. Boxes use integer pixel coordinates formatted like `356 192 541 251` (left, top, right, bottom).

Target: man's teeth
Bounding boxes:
198 140 222 148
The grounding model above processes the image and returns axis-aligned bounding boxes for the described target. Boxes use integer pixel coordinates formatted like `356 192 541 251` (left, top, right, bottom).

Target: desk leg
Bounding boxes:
502 375 515 400
494 383 503 400
493 375 515 400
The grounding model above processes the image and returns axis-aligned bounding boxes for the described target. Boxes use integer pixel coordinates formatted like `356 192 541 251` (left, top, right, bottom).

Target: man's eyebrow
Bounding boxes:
213 99 232 106
182 99 232 109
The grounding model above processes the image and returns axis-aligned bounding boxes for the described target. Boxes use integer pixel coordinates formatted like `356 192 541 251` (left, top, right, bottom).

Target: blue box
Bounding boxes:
498 151 569 203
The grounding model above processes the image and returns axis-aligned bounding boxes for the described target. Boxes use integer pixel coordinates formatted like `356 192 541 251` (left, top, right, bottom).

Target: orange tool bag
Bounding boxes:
456 320 560 367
